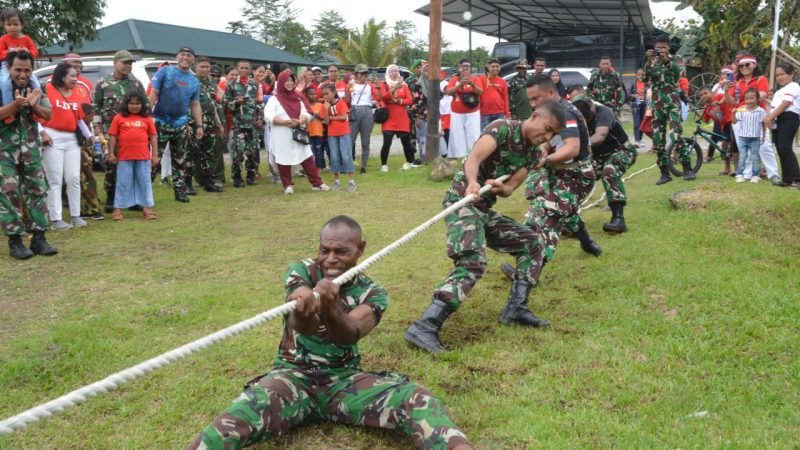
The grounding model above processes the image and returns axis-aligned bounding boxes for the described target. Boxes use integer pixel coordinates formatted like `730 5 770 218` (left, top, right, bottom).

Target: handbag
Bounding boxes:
460 91 479 109
292 126 310 145
348 83 367 122
373 82 390 124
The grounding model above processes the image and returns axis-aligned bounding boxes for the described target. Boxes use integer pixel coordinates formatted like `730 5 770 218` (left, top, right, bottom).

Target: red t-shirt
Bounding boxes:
317 80 347 98
42 85 85 132
727 76 770 108
447 76 482 114
0 34 38 61
108 113 157 160
326 99 350 137
380 82 412 132
679 77 689 95
74 76 93 107
478 75 510 116
702 92 733 126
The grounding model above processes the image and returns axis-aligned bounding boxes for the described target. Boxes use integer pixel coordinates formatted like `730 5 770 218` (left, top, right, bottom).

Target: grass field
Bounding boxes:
1 152 798 449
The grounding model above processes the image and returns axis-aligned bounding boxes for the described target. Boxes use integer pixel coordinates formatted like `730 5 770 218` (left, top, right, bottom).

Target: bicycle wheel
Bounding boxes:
667 138 703 177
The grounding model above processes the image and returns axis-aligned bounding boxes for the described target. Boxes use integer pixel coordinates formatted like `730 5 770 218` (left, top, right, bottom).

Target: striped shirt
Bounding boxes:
733 106 765 138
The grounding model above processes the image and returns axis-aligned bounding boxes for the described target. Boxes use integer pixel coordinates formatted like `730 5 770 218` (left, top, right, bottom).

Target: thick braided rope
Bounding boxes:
578 164 657 213
0 174 509 436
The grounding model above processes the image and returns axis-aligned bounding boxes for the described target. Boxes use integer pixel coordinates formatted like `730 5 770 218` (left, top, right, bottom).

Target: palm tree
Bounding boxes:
332 19 403 66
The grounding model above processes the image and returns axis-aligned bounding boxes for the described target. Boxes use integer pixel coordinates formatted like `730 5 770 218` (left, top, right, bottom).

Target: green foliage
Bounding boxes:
0 0 105 49
226 20 252 38
309 9 349 57
332 18 402 67
237 0 311 56
441 46 491 70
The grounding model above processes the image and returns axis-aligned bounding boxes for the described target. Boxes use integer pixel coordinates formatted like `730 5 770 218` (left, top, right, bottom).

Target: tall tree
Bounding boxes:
1 0 105 49
332 19 402 67
283 21 313 57
240 0 305 51
226 21 252 38
310 9 349 56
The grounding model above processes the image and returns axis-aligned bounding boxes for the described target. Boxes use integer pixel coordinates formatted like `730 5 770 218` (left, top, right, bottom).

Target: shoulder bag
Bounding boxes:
373 82 389 124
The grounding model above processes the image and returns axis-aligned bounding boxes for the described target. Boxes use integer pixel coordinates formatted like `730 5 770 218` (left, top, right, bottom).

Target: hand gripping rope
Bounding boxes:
578 164 657 213
0 174 510 436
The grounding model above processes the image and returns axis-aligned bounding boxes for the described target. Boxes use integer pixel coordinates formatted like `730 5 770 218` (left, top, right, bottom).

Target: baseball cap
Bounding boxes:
63 53 81 61
412 59 427 69
178 46 195 56
113 50 135 62
209 64 222 76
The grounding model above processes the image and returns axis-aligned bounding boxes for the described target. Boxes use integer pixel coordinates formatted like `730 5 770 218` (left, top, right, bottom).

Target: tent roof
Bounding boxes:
42 19 314 65
415 0 654 41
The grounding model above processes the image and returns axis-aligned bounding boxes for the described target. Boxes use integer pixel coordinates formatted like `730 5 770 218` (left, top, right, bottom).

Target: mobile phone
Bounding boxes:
726 72 734 83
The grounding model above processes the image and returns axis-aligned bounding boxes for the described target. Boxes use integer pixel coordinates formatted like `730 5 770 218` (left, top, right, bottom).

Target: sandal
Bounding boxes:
112 209 123 221
142 207 158 220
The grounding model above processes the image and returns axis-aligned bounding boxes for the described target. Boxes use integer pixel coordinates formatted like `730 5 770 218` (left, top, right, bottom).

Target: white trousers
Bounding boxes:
161 143 172 179
758 131 779 179
448 111 480 158
42 127 81 221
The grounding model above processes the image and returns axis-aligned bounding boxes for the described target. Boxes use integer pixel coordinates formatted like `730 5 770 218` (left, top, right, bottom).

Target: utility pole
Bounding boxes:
426 0 443 163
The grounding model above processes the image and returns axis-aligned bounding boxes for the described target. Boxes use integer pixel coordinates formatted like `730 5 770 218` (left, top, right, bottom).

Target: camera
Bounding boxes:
652 48 661 57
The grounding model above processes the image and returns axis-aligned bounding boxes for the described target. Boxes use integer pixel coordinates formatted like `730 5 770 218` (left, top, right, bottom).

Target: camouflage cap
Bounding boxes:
515 59 529 69
113 50 135 62
354 63 369 73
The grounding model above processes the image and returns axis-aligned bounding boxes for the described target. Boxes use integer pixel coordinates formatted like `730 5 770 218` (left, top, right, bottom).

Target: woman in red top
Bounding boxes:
40 63 93 230
444 59 483 158
379 64 416 172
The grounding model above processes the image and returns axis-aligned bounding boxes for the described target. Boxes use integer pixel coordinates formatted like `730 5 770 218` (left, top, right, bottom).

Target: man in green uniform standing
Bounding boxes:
587 55 626 114
403 102 566 354
644 34 693 184
92 50 149 212
224 60 261 187
189 56 224 193
0 50 57 259
188 216 473 450
507 59 532 120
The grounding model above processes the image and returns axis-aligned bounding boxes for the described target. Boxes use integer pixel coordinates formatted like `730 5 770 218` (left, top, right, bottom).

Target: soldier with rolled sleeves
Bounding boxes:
189 56 224 192
507 59 532 120
0 50 57 259
403 102 566 354
187 216 474 450
223 59 261 187
587 55 627 114
92 50 149 212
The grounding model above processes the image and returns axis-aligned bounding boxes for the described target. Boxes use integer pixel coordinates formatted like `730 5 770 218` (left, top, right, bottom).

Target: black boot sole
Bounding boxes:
402 328 448 354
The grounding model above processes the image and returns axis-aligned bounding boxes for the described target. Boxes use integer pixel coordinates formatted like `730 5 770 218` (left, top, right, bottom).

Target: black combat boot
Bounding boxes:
246 170 257 185
499 279 550 327
682 162 696 181
184 177 198 195
500 262 515 281
403 300 452 353
656 166 673 185
175 189 190 203
104 191 115 213
8 235 33 260
29 230 58 256
576 225 602 257
602 203 627 233
233 171 244 188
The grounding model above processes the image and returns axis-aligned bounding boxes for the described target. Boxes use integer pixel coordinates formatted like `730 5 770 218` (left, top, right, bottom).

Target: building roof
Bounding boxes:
415 0 653 42
42 19 314 65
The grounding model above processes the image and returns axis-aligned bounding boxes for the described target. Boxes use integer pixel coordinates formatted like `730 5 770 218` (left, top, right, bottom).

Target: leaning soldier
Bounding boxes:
187 215 474 450
507 59 532 120
189 56 224 193
223 59 261 187
0 50 57 259
587 55 626 114
403 101 566 354
643 34 694 184
92 50 149 212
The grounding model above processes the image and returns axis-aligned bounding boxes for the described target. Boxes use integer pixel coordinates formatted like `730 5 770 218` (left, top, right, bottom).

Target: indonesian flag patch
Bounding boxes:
566 120 578 128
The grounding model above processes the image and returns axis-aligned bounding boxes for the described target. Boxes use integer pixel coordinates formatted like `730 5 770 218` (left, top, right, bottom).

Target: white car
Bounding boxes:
503 67 592 90
34 57 174 89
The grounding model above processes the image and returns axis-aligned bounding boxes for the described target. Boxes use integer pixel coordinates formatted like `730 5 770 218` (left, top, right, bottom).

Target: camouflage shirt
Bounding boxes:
507 74 532 120
0 84 51 152
587 69 625 111
223 78 260 129
197 77 220 129
446 119 541 210
275 259 389 371
92 73 148 134
642 57 681 97
409 75 429 120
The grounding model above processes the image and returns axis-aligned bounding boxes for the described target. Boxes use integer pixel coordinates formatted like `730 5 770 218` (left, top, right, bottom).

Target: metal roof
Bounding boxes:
42 19 315 66
415 0 654 41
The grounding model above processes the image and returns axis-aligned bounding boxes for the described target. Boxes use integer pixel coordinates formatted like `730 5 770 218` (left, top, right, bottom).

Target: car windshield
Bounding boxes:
559 71 589 88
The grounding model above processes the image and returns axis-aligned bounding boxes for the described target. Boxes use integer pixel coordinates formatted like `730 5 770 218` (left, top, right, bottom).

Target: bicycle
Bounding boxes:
666 107 731 177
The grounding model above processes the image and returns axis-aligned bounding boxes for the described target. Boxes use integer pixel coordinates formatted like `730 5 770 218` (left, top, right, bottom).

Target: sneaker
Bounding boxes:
402 162 412 170
89 212 104 220
332 180 341 190
51 220 73 231
71 216 88 227
284 186 294 195
750 177 760 184
380 165 389 173
347 180 356 192
312 183 331 191
160 177 171 187
770 176 784 186
735 175 745 183
411 159 422 167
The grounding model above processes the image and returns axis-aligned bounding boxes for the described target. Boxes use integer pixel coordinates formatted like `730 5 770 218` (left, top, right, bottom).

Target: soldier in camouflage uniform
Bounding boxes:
508 59 532 120
644 35 693 184
189 57 224 192
224 60 261 187
0 51 58 259
409 59 428 163
587 56 626 114
188 216 473 450
403 103 565 354
92 50 149 212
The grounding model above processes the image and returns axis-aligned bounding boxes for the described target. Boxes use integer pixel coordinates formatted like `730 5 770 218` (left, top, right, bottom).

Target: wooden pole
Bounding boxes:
425 0 443 163
769 0 781 87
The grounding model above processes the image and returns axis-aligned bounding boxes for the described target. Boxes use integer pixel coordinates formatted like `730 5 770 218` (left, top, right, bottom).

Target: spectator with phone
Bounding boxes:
445 59 483 159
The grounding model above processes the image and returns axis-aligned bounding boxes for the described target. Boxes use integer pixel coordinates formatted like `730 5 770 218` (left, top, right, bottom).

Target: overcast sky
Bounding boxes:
101 0 700 51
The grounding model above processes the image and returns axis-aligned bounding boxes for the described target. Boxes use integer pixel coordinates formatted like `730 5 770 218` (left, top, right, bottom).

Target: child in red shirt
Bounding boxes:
0 8 40 106
107 91 159 221
321 83 355 191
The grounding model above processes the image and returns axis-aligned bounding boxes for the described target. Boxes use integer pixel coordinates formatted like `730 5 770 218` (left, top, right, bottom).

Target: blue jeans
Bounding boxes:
631 101 645 142
328 134 354 174
736 136 761 177
115 160 154 208
480 113 505 132
310 135 326 169
415 118 427 161
0 61 40 105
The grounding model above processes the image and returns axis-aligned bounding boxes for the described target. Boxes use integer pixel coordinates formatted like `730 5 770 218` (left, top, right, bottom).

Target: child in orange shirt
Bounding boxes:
0 8 40 106
305 87 327 170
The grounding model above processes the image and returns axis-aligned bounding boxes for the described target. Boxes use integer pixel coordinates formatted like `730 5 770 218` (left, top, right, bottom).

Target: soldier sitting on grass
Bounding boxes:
187 215 473 450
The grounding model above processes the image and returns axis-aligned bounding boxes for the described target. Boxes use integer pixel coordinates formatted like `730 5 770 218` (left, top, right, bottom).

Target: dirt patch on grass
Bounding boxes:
669 181 745 210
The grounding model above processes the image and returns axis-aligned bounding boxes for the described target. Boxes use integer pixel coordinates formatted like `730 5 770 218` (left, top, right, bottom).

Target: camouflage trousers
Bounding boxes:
652 93 689 167
79 144 100 215
434 198 540 311
151 122 191 194
0 142 49 236
187 367 469 450
523 161 595 275
104 160 116 204
231 127 258 176
188 131 218 184
594 143 637 206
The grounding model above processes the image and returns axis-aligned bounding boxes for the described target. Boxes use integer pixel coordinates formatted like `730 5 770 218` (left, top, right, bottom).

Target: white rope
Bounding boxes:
578 164 657 213
0 174 509 436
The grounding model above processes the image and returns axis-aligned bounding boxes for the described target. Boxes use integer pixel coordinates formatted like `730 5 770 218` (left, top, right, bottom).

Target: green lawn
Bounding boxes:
1 153 798 449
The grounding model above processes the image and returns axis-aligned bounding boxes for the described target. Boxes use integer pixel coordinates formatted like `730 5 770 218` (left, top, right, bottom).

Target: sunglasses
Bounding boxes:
738 63 753 68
